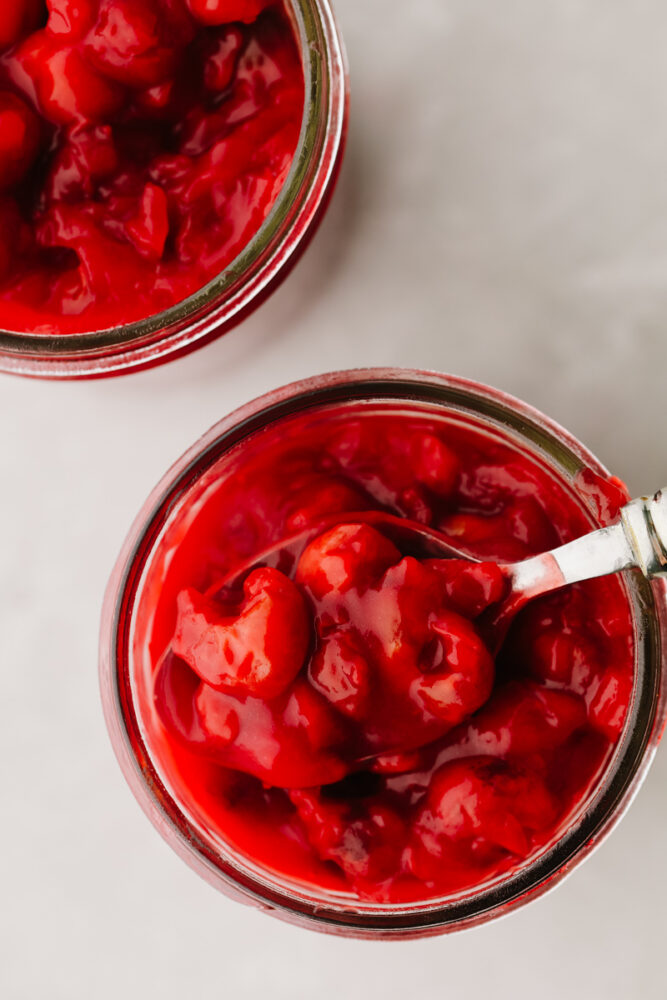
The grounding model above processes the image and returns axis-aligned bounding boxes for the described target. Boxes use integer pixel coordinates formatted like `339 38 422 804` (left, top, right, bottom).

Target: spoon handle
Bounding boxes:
505 488 667 601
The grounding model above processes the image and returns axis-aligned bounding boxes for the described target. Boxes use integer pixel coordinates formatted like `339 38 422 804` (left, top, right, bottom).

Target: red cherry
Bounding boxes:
16 31 125 124
283 677 347 753
0 91 42 191
173 567 310 699
468 681 587 757
411 610 494 726
286 477 369 533
427 558 507 617
296 523 401 600
85 0 186 89
410 432 460 497
43 124 119 203
155 653 348 787
440 498 556 560
35 201 152 301
290 789 407 885
409 758 559 881
528 628 600 692
309 631 371 720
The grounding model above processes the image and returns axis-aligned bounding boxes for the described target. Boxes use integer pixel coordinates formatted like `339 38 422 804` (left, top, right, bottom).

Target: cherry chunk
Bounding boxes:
408 757 558 884
154 652 348 787
295 522 400 599
173 566 310 699
0 92 42 191
84 0 195 89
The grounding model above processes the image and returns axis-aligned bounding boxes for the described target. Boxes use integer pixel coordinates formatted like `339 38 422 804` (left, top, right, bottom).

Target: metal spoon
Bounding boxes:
218 489 667 653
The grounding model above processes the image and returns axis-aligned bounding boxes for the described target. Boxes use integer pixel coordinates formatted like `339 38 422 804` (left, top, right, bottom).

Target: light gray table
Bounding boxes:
2 2 666 997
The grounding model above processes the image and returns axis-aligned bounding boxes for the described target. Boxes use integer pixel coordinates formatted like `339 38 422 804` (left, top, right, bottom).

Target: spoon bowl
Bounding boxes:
215 489 667 654
215 510 469 592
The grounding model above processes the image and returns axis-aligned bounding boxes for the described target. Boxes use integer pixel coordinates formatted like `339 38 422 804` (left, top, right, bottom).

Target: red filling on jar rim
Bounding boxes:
135 405 634 903
0 0 304 333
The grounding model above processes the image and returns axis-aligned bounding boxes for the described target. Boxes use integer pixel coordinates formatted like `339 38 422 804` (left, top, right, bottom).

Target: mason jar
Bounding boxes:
99 368 667 937
0 1 348 379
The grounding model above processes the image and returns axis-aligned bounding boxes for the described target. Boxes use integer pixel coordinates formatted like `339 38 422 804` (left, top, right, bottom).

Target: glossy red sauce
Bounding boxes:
134 403 634 903
0 1 303 333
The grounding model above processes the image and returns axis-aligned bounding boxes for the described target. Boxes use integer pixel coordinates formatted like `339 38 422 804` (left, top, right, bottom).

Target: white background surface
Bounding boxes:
2 1 667 996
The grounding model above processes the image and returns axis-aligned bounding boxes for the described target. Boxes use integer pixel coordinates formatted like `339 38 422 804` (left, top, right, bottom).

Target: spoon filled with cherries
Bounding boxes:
158 487 667 789
218 487 667 654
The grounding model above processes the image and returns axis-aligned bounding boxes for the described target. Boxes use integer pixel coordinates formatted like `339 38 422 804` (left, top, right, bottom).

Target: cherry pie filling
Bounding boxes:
136 405 634 903
0 0 304 333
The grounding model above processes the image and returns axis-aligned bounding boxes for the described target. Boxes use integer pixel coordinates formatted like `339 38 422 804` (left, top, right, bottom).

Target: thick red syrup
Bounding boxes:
136 404 634 902
0 1 303 332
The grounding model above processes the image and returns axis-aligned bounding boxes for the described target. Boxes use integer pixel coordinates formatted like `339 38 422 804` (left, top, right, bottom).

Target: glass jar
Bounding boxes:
0 0 348 380
99 368 667 938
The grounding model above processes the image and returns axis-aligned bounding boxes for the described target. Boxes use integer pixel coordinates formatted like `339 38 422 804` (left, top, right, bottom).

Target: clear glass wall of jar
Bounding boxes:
0 0 348 380
99 369 667 937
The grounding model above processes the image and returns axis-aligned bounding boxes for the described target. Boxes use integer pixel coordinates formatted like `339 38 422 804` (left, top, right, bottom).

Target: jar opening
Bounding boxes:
101 371 666 936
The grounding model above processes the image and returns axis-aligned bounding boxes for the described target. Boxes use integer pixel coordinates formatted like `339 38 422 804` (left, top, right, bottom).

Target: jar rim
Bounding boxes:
99 368 667 937
0 0 348 378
